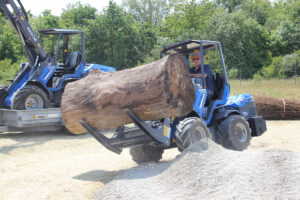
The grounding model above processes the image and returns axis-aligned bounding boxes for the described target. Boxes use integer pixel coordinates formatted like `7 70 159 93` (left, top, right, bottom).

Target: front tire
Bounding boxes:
218 115 251 151
130 145 164 164
12 85 50 110
175 117 211 151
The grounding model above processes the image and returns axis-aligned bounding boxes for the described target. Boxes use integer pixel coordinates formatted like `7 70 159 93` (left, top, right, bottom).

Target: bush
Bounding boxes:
0 59 19 84
228 68 239 79
258 53 300 78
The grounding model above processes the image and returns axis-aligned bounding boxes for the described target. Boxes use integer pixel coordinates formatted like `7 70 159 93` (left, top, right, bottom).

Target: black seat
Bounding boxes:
204 65 215 102
214 73 224 98
64 51 81 70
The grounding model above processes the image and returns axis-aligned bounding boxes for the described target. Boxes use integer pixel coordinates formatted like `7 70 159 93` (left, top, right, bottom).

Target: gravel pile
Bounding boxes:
95 139 300 200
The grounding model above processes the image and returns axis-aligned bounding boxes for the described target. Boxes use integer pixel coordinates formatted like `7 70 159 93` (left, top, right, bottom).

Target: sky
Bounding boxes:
20 0 123 16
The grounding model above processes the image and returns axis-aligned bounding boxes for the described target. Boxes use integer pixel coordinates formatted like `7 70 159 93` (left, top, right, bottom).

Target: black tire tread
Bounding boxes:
218 115 251 151
175 117 211 151
0 85 8 108
12 85 49 110
130 145 164 164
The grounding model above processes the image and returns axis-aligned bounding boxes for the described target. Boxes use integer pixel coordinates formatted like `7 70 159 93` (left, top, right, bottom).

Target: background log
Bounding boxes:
61 53 195 134
253 95 300 120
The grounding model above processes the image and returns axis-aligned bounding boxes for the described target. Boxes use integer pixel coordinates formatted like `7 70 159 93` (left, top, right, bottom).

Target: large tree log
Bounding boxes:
61 53 195 134
253 95 300 120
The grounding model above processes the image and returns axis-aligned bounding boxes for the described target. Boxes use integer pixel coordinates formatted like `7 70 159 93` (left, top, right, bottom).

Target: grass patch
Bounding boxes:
229 78 300 99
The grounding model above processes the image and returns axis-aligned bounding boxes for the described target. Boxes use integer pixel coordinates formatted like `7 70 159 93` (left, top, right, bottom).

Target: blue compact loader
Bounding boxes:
0 0 115 110
80 40 267 164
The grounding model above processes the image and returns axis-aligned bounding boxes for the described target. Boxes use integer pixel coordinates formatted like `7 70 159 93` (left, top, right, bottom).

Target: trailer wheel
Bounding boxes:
0 85 8 108
175 117 211 152
130 145 164 164
12 85 50 110
218 115 251 151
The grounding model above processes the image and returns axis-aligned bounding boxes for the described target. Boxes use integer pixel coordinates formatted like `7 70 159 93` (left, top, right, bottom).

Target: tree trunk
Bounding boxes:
61 53 195 134
253 95 300 120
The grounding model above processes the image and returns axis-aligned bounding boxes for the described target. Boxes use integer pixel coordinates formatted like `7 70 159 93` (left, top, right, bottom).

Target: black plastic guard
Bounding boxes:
249 116 267 137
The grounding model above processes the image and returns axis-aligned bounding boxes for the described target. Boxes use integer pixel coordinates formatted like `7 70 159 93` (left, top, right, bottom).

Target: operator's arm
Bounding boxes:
190 73 207 78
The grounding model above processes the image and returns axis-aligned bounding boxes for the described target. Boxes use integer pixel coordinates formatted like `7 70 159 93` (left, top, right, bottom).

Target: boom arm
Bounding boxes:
0 0 48 65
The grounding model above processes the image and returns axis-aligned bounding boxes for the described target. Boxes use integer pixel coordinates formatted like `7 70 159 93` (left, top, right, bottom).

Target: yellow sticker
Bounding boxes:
21 16 24 21
37 43 41 47
64 49 68 53
163 126 168 136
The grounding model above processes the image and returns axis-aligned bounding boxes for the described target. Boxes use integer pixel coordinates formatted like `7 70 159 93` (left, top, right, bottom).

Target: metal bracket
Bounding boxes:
124 109 170 146
79 120 122 154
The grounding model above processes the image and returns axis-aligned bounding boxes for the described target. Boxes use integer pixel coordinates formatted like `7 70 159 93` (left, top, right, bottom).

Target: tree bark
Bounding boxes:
61 53 195 134
253 95 300 120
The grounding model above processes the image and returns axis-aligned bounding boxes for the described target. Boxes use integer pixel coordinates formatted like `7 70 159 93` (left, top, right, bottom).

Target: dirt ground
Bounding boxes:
0 120 299 200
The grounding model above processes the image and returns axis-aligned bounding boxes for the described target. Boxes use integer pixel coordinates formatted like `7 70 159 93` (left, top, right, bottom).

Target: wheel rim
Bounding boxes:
25 94 43 109
234 123 248 143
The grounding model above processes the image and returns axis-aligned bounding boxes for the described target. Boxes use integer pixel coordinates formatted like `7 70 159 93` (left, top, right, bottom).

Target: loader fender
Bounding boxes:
213 108 241 121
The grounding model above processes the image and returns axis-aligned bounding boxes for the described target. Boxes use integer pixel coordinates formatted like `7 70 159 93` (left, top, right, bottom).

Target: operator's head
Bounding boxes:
190 49 201 68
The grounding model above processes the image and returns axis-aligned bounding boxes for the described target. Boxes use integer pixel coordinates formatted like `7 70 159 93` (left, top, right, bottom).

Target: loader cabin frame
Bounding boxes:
39 29 86 68
160 40 230 120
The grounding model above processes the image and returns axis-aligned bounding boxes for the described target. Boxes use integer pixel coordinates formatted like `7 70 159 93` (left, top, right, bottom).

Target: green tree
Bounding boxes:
0 15 24 63
86 1 141 69
0 59 19 84
270 21 300 56
135 22 157 63
258 52 300 78
287 0 300 24
122 0 168 25
215 0 244 13
60 1 97 29
31 10 60 31
161 0 215 39
206 9 271 78
264 1 286 32
240 0 271 26
282 53 300 77
258 56 284 78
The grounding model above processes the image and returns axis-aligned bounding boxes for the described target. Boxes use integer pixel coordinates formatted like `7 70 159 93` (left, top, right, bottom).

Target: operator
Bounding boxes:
190 49 215 101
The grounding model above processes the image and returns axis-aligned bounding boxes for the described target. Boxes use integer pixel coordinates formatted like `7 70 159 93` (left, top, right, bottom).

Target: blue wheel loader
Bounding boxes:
80 40 268 163
0 0 115 110
79 41 267 164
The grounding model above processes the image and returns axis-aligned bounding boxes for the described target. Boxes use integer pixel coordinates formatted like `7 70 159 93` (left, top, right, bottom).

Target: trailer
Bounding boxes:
0 108 63 133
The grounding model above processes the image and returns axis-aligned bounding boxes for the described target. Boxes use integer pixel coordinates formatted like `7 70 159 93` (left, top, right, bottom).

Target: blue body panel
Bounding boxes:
193 88 207 118
84 64 116 73
205 84 230 124
169 84 230 141
47 63 85 92
47 63 115 92
37 65 56 86
4 62 116 106
192 84 230 125
4 70 30 106
224 93 254 108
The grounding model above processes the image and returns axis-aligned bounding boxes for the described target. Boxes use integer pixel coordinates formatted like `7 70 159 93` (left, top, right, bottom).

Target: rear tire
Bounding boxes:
218 115 251 151
130 145 164 164
0 85 8 108
12 85 50 110
175 117 211 151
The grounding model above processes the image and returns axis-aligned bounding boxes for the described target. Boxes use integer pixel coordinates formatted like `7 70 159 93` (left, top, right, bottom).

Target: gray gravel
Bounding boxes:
95 139 300 200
